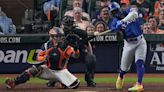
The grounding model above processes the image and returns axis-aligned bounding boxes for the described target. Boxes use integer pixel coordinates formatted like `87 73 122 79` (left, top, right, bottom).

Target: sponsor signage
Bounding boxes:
0 34 164 73
0 34 48 43
131 43 164 73
0 49 41 64
0 43 43 73
146 43 164 72
90 35 117 42
0 42 120 73
0 37 21 43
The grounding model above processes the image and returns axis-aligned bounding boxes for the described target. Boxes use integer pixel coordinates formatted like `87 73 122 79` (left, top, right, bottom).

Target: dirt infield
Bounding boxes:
0 73 164 92
1 83 164 92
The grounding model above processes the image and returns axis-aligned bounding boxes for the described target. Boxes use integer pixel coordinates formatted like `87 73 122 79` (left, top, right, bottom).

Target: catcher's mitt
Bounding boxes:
65 34 81 50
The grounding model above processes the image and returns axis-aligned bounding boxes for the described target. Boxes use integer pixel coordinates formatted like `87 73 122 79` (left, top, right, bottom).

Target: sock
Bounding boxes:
136 59 145 84
119 69 127 79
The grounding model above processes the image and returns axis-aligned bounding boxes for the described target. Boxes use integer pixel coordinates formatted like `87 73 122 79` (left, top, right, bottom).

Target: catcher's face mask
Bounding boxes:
62 16 74 30
50 34 64 40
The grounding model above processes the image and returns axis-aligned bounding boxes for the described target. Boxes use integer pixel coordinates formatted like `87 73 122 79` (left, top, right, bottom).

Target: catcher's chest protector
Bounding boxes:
46 46 72 70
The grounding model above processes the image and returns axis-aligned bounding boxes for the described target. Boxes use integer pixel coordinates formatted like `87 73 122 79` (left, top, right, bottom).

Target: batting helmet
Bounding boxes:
108 2 120 12
108 2 124 19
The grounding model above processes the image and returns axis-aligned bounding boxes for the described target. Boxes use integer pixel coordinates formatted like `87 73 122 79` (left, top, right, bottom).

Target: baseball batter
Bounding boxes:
108 2 147 92
5 27 80 89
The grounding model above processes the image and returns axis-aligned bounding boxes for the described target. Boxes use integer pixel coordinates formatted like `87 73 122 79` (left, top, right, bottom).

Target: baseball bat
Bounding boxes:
97 29 111 36
86 29 112 41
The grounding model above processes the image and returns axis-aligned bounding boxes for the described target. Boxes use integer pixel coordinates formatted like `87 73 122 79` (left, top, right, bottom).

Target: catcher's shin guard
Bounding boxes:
68 79 80 89
14 65 41 85
13 71 30 85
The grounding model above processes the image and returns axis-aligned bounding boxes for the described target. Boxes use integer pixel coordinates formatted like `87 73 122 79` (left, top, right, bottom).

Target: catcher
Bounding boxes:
5 27 80 89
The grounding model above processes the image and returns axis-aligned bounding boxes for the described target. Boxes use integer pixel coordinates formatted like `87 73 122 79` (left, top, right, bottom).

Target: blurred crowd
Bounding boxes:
0 0 164 35
0 6 16 35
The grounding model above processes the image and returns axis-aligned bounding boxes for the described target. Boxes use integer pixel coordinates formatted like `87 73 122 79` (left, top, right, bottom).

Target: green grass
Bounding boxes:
1 77 164 84
79 77 164 83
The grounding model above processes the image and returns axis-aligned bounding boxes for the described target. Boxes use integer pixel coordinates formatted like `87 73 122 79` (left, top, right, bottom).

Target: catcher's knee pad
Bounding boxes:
68 79 80 89
26 65 43 77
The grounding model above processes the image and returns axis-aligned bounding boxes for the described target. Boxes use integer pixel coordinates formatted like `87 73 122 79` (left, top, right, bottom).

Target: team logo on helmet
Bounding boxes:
108 2 120 12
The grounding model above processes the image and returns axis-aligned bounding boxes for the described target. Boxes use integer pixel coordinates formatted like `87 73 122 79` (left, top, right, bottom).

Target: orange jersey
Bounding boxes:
37 45 79 70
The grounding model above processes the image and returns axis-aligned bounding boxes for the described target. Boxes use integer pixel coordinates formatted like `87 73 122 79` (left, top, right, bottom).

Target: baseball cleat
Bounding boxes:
128 82 144 92
5 78 15 89
116 76 124 90
87 81 96 87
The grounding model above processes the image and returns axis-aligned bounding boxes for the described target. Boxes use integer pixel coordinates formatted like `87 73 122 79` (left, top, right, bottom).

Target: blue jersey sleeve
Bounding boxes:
110 18 120 32
122 8 130 16
111 7 143 38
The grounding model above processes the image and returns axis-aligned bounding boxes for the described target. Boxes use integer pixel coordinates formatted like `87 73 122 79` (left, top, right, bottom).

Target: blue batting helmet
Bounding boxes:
108 2 120 12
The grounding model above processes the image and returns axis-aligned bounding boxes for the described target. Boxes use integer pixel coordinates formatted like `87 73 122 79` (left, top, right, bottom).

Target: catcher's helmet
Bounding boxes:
62 15 74 26
49 27 64 35
49 27 64 41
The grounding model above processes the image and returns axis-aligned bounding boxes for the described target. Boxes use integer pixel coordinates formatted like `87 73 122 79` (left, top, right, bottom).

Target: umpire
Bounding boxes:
62 16 96 87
